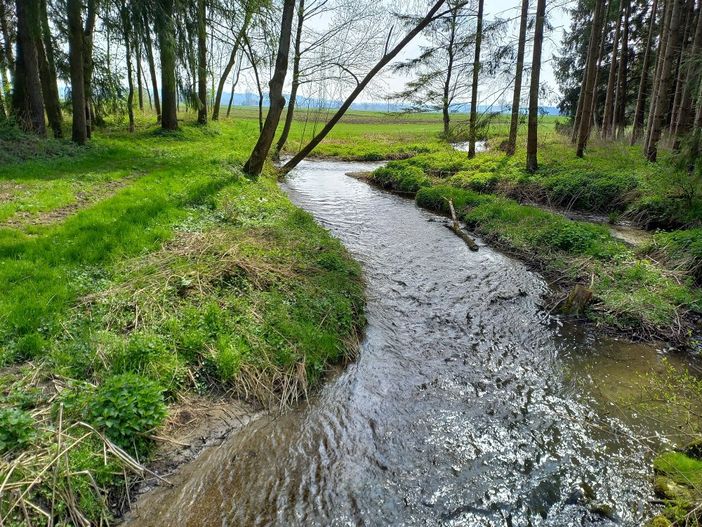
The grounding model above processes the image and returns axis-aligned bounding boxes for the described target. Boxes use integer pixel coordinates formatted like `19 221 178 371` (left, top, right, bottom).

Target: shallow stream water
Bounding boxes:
127 159 693 527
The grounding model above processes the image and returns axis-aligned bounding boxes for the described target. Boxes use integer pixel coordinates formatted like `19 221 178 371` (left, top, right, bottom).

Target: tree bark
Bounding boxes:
646 0 683 161
156 0 178 130
645 0 673 152
468 0 484 158
68 0 86 144
37 0 61 138
673 1 702 149
441 3 458 138
507 0 529 155
197 0 207 124
282 0 449 173
631 0 658 144
274 0 305 159
526 0 546 172
601 0 623 139
136 40 144 111
0 0 14 111
243 0 296 176
576 0 607 157
613 0 630 138
120 1 135 133
83 0 96 138
668 0 695 136
143 18 161 123
13 0 46 136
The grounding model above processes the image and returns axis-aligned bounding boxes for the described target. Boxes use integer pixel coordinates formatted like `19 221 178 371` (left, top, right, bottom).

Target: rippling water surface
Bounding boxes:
128 160 681 526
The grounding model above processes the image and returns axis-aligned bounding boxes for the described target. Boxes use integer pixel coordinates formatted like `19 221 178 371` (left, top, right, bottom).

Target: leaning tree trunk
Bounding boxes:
68 0 87 144
197 0 207 124
243 0 296 176
143 18 161 123
631 0 658 144
507 0 529 155
281 0 448 173
613 0 630 138
274 0 305 159
526 0 546 172
156 0 178 130
576 0 607 157
646 0 683 161
601 0 623 139
13 0 46 136
468 0 484 158
226 61 242 118
212 10 251 121
38 0 62 138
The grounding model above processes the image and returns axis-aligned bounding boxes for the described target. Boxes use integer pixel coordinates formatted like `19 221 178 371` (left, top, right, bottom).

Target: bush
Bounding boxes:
86 373 167 455
0 407 36 454
542 170 638 211
415 186 490 215
370 164 431 193
450 170 501 192
647 228 702 283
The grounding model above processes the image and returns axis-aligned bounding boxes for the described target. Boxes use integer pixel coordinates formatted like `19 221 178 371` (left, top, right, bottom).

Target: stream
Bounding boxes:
126 159 692 526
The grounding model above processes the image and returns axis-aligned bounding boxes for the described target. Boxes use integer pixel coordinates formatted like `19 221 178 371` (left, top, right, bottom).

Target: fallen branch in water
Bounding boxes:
444 198 479 251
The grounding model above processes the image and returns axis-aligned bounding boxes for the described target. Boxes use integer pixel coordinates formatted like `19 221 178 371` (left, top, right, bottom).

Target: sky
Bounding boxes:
338 0 573 106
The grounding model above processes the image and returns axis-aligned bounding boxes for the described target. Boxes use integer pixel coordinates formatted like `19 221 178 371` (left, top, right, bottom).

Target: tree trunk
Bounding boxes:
601 0 623 139
507 0 529 155
526 0 546 172
212 46 239 121
613 0 629 138
136 40 144 111
646 0 683 161
243 0 296 176
576 0 607 157
156 0 178 130
274 0 305 159
68 0 86 144
83 0 96 138
197 0 207 124
673 1 702 149
645 0 673 152
282 0 449 174
468 0 484 158
631 0 658 144
13 0 46 136
143 19 161 123
586 0 611 135
37 0 62 138
572 0 610 143
668 0 695 136
226 61 242 118
441 3 458 138
120 2 135 133
212 9 251 121
0 0 14 112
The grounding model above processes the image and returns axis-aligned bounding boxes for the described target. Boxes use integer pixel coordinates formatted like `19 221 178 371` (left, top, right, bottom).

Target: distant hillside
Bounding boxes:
222 92 563 116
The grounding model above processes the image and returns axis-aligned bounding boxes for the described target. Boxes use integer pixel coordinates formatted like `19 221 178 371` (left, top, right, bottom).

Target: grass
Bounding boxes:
0 113 365 525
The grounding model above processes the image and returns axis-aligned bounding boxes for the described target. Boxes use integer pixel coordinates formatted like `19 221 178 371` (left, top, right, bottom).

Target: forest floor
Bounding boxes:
0 108 701 525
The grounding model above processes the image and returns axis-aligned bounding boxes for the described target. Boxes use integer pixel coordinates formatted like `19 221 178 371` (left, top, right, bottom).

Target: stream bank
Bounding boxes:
123 159 701 526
